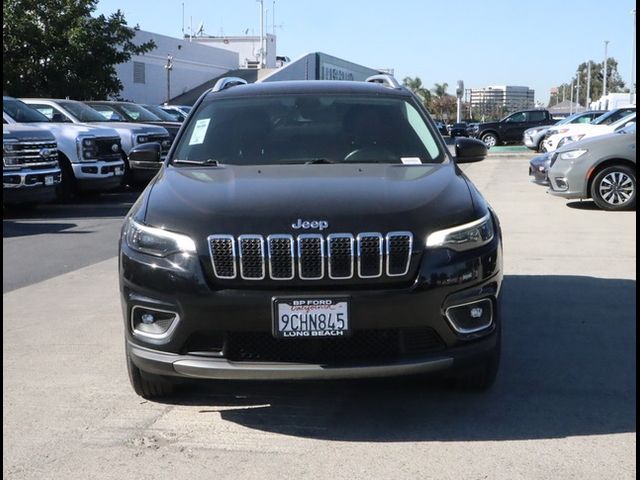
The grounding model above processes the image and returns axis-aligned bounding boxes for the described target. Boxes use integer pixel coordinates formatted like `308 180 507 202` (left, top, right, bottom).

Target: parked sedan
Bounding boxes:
449 122 469 138
528 152 551 185
524 110 606 152
548 124 636 211
543 107 636 152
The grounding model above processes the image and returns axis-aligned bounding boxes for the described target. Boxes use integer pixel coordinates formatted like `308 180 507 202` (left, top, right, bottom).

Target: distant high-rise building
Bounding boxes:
469 85 535 117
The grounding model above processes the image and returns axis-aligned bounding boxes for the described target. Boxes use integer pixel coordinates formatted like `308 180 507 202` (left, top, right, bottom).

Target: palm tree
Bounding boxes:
432 82 449 98
402 76 431 107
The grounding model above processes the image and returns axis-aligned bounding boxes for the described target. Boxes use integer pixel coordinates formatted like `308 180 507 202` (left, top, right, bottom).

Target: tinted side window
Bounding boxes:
528 111 546 122
506 112 526 123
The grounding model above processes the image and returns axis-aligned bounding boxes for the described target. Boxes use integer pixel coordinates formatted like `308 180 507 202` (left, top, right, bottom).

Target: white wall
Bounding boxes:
116 30 239 104
194 34 277 68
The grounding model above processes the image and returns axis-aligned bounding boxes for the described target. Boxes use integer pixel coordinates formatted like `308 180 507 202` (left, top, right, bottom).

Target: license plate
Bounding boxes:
115 167 124 176
44 175 54 186
273 297 350 338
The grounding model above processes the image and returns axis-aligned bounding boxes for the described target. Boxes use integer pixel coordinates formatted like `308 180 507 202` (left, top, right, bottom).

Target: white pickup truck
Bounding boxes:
3 96 125 197
3 124 62 206
22 98 171 184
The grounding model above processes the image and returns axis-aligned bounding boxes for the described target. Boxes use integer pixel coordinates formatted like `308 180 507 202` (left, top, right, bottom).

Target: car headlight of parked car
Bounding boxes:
558 149 588 161
124 218 196 257
557 134 585 148
76 136 97 161
426 213 494 251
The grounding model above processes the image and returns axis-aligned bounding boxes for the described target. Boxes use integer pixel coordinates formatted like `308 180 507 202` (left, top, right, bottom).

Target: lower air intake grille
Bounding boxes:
225 328 445 363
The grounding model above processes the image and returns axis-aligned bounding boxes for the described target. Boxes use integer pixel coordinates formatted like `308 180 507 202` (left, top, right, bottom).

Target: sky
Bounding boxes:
95 0 636 104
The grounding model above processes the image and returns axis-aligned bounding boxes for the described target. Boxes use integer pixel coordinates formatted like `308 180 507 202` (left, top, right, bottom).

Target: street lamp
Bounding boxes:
631 9 636 105
164 54 173 103
603 40 609 97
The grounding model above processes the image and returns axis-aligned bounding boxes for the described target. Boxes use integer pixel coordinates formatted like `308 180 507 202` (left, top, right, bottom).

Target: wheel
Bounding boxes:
538 140 547 153
481 133 498 148
590 165 636 211
126 352 174 399
56 155 77 201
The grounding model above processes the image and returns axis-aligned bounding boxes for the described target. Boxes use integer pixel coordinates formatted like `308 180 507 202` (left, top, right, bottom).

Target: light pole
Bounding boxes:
576 70 581 111
586 61 592 109
631 9 636 105
603 40 609 98
164 54 173 103
257 0 265 68
569 79 574 114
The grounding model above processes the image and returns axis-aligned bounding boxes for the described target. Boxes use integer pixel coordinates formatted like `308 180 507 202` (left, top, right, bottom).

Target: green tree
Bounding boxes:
431 82 449 98
551 58 627 108
3 0 155 99
402 76 432 108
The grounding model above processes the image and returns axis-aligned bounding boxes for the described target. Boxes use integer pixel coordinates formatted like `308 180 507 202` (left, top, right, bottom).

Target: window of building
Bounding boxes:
133 62 146 84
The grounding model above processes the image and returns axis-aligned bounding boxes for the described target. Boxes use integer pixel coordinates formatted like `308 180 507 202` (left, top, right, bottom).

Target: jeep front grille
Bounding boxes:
207 232 413 281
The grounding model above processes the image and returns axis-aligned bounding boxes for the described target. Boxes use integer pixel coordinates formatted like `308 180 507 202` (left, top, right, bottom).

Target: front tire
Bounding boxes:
126 353 175 399
481 133 498 148
590 165 636 211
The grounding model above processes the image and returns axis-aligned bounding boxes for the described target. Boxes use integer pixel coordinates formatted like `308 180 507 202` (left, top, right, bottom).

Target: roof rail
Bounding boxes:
211 77 248 93
365 74 402 89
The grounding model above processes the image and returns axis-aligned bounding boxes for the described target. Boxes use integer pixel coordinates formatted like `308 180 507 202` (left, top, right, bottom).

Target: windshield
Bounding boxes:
592 108 636 125
143 105 178 122
117 103 161 122
3 97 50 123
172 94 444 165
59 101 108 122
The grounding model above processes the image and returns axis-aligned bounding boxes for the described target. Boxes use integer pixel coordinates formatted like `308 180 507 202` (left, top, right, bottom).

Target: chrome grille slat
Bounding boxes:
238 235 265 280
208 235 237 279
357 233 383 278
267 235 295 280
327 234 354 279
386 232 413 276
208 231 413 281
298 234 324 280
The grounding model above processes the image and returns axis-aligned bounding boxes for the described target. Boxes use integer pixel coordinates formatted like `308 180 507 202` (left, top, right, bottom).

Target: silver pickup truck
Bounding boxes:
3 124 61 206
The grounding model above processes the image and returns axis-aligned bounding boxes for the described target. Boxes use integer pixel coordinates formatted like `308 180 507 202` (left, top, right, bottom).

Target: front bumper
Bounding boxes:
72 159 125 191
120 231 503 380
3 167 62 205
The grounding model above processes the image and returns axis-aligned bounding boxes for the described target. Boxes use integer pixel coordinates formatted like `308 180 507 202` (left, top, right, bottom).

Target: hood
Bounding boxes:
86 122 168 135
3 124 56 143
143 163 477 246
556 130 634 153
547 123 609 137
525 125 551 135
24 122 120 139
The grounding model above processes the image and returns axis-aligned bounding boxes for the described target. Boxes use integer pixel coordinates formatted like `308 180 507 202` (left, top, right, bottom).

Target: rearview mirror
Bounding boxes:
455 137 488 163
129 142 162 164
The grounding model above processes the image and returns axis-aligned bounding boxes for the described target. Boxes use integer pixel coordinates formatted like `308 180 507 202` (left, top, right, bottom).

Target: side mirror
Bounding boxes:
455 137 488 163
129 142 162 164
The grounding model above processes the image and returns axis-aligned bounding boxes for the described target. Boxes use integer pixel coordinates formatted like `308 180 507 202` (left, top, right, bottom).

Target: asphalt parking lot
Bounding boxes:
3 155 636 479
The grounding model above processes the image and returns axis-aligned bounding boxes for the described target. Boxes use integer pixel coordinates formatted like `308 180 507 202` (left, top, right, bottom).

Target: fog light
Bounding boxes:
445 298 493 334
554 177 569 191
131 306 179 340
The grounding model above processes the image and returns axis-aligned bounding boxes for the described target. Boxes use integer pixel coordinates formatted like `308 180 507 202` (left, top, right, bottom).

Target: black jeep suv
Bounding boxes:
120 75 503 398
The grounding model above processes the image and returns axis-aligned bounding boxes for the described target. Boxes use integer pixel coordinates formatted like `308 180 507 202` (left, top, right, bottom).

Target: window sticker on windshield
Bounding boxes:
189 119 210 145
401 157 423 165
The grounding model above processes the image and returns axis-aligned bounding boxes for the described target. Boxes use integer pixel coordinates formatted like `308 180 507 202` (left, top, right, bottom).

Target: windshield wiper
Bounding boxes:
305 158 335 164
172 159 220 166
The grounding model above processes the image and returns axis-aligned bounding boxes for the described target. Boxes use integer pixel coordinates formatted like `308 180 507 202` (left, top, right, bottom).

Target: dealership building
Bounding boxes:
117 30 382 105
468 85 535 117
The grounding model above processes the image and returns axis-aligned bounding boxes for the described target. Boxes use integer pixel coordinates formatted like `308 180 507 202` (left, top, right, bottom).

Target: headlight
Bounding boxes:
558 149 588 160
557 134 585 148
426 213 494 251
125 218 196 257
136 135 149 144
76 136 96 161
